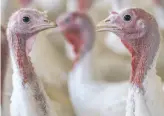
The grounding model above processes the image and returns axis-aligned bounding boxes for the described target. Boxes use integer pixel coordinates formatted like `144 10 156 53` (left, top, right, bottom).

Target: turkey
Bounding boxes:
97 8 164 116
102 0 164 55
54 0 129 116
2 0 75 116
7 8 57 116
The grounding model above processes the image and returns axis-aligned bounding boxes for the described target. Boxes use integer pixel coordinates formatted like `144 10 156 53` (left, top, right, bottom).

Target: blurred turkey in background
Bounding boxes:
1 0 164 116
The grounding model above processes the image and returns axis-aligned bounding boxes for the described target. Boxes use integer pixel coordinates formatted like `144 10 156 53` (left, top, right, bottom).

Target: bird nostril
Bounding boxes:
105 19 110 22
44 19 49 23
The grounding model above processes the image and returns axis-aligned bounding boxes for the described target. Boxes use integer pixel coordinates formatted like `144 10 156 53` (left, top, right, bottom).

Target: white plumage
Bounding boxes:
96 8 164 116
69 52 129 116
126 55 164 116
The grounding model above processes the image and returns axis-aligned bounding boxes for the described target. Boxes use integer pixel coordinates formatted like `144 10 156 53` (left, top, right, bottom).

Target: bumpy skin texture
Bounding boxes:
8 8 51 83
97 8 160 86
7 8 55 116
97 8 164 116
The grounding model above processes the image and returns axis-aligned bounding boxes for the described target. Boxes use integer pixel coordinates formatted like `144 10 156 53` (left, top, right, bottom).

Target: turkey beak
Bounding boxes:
30 21 57 33
96 16 119 32
38 22 57 31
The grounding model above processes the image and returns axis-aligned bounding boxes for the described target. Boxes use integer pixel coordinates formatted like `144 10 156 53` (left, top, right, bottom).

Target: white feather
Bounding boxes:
68 52 129 116
9 45 56 116
126 54 164 116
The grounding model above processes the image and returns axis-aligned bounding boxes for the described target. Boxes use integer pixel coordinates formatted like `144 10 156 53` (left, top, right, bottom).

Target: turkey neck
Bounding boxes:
9 32 35 84
124 24 164 116
8 31 54 116
71 19 95 82
121 25 160 88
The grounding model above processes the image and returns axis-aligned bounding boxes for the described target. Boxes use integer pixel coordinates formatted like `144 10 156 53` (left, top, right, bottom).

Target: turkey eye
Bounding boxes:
124 15 131 21
23 16 30 23
65 18 70 23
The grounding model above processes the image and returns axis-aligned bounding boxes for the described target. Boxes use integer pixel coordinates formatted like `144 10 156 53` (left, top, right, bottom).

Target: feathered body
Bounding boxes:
97 8 164 116
56 10 129 116
7 8 56 116
126 54 164 116
69 53 129 115
68 20 129 116
9 39 54 116
124 9 164 116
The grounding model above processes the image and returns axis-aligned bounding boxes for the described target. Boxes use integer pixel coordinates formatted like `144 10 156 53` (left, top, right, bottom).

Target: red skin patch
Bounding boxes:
64 29 84 66
122 37 157 88
121 40 142 87
12 34 34 85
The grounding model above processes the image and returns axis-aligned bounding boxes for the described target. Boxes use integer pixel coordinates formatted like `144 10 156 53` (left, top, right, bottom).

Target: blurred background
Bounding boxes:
1 0 164 116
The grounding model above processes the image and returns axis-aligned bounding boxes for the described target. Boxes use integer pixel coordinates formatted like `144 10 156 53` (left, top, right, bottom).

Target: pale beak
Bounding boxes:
38 22 57 31
30 21 57 33
96 17 119 32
